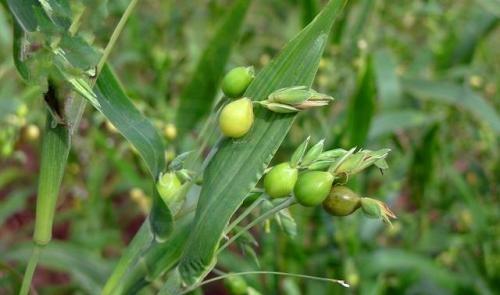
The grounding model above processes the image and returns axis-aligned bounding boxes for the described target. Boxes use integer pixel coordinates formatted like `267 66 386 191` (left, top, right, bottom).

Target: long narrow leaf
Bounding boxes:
403 78 500 134
178 0 348 285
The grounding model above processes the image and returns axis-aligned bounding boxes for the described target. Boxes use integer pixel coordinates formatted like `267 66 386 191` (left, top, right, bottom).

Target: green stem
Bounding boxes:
19 245 42 295
178 270 349 294
223 194 266 236
96 0 139 75
217 197 296 254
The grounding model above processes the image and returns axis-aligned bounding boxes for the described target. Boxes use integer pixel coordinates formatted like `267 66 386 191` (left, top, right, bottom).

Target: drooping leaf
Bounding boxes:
368 110 441 139
373 48 402 109
178 0 348 285
175 0 251 135
341 54 376 147
403 78 500 134
2 241 113 294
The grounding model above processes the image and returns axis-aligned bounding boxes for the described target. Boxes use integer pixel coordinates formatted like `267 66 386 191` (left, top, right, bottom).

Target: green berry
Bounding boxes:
156 172 181 205
219 98 254 138
294 171 334 206
264 162 298 198
221 66 254 98
322 186 361 216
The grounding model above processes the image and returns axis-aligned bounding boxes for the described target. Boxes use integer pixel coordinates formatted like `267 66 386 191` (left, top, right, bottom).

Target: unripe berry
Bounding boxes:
221 66 254 98
294 171 334 206
263 162 298 198
322 186 361 216
219 98 254 138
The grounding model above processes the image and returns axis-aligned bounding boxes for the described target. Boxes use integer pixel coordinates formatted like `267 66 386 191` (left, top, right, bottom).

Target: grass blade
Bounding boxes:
403 78 500 134
178 0 348 285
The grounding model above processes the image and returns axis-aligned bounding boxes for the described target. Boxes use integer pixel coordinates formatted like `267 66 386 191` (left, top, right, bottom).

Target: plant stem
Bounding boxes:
96 0 139 75
19 245 42 295
20 1 140 293
223 194 266 236
217 197 296 254
178 270 349 294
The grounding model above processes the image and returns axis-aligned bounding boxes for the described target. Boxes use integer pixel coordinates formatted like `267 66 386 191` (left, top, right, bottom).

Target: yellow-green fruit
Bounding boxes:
323 186 361 216
221 66 254 98
294 171 334 206
219 98 254 138
264 162 298 198
156 172 181 205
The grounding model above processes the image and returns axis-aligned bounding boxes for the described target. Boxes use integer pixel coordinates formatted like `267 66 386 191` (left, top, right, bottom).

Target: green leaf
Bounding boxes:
102 222 152 295
175 0 251 134
402 78 500 134
368 110 441 139
360 249 466 290
73 64 166 179
178 0 348 285
2 241 113 294
342 55 375 147
33 112 70 246
12 21 30 81
6 0 43 32
373 48 402 109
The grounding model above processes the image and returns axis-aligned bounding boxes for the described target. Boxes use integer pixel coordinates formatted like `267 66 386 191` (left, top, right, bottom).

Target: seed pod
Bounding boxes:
156 172 181 205
294 171 334 206
360 197 397 224
259 101 300 113
336 153 364 174
268 86 333 105
224 274 248 295
219 98 254 138
322 186 361 216
301 139 325 166
221 66 255 98
268 86 312 104
290 136 310 168
264 162 298 198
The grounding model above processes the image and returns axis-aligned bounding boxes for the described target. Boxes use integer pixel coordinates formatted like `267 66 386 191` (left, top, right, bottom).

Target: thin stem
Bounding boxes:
217 197 296 254
19 245 42 295
178 270 349 294
223 194 266 236
96 0 139 75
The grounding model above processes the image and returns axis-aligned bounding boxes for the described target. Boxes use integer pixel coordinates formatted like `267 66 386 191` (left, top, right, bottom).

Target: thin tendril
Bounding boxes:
178 270 349 294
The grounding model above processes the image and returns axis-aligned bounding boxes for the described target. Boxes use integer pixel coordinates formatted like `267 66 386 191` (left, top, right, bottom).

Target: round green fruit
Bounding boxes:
322 186 361 216
219 98 254 138
156 172 181 205
294 171 334 206
264 162 298 198
221 66 255 98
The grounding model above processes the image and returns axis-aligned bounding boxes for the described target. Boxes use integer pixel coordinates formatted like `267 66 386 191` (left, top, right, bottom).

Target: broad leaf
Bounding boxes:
178 0 348 285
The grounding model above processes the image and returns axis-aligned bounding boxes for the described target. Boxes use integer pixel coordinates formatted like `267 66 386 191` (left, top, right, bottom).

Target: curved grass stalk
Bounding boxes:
177 270 349 294
217 197 296 254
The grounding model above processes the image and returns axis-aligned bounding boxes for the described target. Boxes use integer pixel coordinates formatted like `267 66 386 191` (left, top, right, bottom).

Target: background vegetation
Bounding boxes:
0 0 498 294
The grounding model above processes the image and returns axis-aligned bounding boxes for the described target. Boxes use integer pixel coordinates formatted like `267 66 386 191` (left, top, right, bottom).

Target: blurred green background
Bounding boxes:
0 0 499 294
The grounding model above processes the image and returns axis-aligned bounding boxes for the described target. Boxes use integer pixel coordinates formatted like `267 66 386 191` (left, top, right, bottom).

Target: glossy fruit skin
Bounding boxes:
156 172 181 205
294 171 334 206
323 186 361 216
264 162 298 198
219 98 254 138
221 66 254 98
